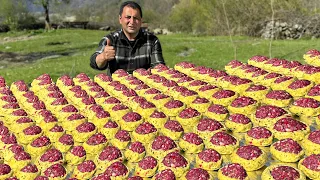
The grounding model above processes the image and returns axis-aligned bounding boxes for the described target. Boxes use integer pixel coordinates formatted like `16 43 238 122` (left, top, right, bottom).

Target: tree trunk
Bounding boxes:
43 0 51 30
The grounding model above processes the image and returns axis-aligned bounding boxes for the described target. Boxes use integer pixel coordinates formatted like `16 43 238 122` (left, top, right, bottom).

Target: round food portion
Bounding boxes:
67 113 85 121
112 104 129 111
14 151 31 160
251 70 268 78
23 125 42 135
307 84 320 96
1 133 17 144
11 109 27 116
44 164 66 178
192 97 210 104
263 165 304 180
255 105 288 119
185 168 210 180
197 118 224 132
104 97 121 104
228 114 251 124
176 61 196 69
213 90 235 99
226 60 243 68
231 96 256 107
95 73 112 82
270 138 304 163
210 131 237 146
273 138 302 154
92 173 111 180
272 117 309 141
307 130 320 144
266 90 292 100
70 146 86 157
181 133 203 145
292 97 320 108
77 160 96 172
0 95 17 103
58 134 74 145
178 108 200 119
288 79 311 89
40 148 63 162
86 133 107 145
0 164 11 175
104 162 128 177
154 169 176 180
138 101 156 109
8 144 24 154
274 76 294 84
245 84 268 91
273 117 307 132
177 76 194 84
76 122 96 133
198 149 221 162
152 136 177 151
301 154 320 171
164 100 184 109
115 130 131 142
247 127 272 139
207 104 228 114
235 145 263 160
31 136 51 147
219 163 248 180
35 176 49 180
162 152 188 168
164 120 184 132
138 156 157 170
21 164 38 173
0 125 9 136
128 142 145 154
103 120 118 128
245 126 273 147
122 112 142 122
249 55 269 62
135 122 157 135
2 103 19 110
150 110 167 118
99 146 122 161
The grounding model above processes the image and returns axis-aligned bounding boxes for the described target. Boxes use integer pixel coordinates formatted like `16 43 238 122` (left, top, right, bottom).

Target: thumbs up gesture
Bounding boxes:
103 39 115 62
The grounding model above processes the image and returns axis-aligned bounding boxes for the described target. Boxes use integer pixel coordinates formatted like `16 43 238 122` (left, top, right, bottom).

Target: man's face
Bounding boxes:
119 6 142 39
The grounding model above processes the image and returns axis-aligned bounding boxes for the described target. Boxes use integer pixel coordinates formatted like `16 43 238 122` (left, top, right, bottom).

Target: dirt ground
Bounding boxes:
0 35 68 69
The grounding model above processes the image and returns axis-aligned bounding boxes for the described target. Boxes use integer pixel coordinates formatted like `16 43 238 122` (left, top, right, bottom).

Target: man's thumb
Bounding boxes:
106 39 111 46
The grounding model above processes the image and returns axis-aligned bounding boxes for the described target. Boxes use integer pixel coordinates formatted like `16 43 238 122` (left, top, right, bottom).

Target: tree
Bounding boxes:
0 0 28 30
30 0 70 30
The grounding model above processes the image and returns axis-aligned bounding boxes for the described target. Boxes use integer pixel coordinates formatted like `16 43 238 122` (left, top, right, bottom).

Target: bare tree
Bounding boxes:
30 0 70 30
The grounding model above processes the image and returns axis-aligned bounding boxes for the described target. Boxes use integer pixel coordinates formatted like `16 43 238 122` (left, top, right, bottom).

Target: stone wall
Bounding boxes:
260 16 320 39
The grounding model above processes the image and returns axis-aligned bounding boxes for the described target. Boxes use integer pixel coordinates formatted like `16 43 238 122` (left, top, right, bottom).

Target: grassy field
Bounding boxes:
1 29 320 85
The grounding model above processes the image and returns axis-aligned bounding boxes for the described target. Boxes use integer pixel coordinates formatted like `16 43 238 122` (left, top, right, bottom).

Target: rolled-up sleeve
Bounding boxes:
90 37 109 70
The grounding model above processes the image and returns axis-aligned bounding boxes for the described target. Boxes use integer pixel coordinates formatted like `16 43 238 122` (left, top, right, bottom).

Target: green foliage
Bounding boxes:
167 0 316 35
0 0 29 31
168 0 195 33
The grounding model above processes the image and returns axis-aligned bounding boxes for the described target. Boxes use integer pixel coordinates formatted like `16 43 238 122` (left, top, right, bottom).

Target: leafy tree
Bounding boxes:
0 0 28 30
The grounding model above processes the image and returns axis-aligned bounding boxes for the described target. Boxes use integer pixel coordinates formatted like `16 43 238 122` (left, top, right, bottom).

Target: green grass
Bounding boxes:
1 29 320 85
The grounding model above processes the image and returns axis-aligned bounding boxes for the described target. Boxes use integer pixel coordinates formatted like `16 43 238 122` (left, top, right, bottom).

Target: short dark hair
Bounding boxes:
119 1 142 18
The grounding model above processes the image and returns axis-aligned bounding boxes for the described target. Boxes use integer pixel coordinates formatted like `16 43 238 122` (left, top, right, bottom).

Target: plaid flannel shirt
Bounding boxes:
90 29 165 75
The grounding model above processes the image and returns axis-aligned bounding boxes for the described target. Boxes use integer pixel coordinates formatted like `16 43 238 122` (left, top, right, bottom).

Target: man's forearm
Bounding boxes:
96 53 108 69
90 52 108 70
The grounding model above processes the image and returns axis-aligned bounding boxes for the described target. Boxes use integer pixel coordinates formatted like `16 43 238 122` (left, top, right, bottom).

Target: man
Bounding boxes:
90 1 165 76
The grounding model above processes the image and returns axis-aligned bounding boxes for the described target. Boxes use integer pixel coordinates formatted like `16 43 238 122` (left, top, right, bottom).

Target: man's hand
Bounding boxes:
96 39 115 68
103 39 115 61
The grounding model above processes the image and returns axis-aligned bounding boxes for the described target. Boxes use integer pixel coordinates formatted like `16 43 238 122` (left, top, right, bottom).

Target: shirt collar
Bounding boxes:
119 29 143 42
